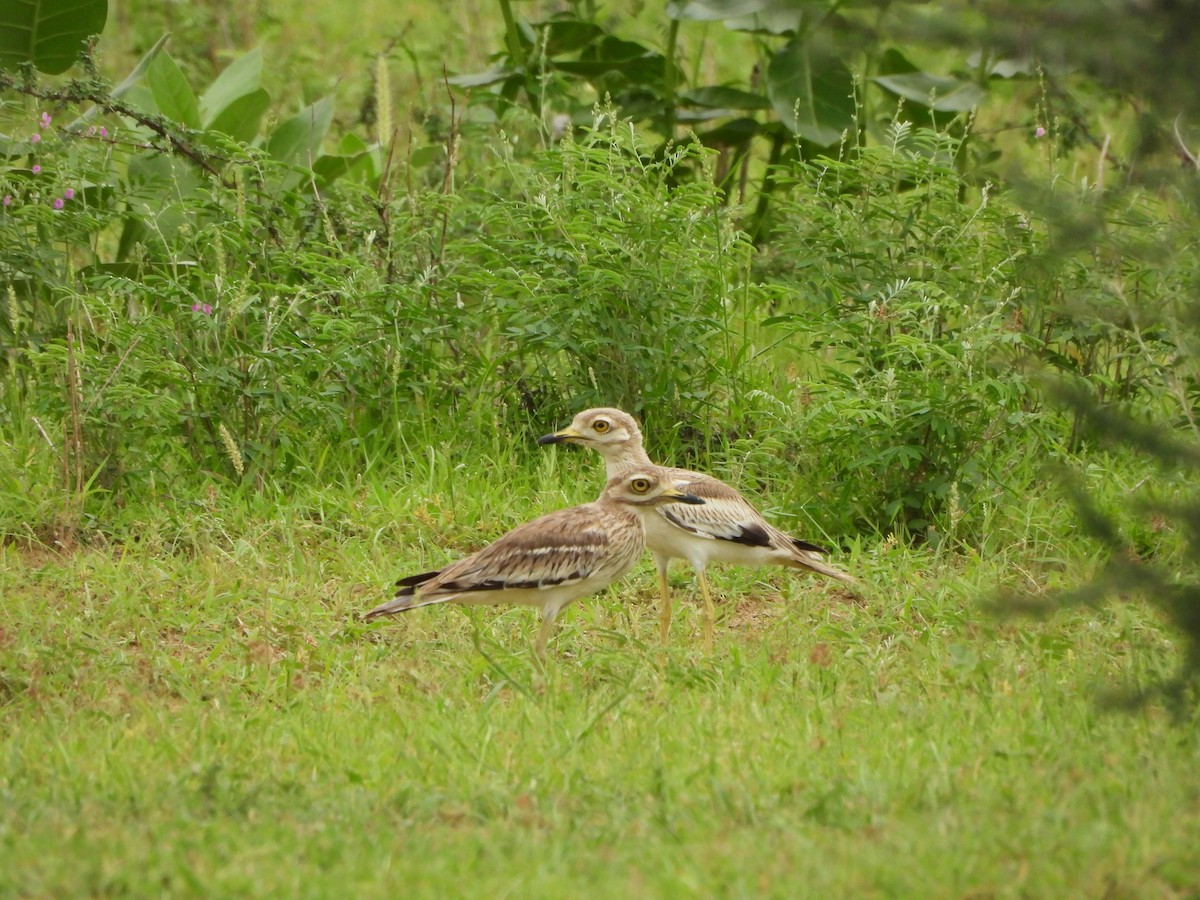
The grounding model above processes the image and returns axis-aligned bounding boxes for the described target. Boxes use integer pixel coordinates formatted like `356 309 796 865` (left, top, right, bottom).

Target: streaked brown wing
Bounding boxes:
421 504 621 597
655 468 775 547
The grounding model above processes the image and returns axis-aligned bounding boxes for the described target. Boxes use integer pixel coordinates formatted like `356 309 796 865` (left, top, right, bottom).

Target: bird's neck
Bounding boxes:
595 498 645 529
602 445 655 480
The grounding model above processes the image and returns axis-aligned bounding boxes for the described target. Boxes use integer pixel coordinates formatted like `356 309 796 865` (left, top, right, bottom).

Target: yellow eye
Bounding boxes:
630 477 651 493
593 419 611 434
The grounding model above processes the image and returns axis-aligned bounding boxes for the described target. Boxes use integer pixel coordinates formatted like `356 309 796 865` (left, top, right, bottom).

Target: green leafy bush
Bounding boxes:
451 0 1024 241
750 126 1051 542
1 32 407 515
437 114 759 430
2 6 1195 575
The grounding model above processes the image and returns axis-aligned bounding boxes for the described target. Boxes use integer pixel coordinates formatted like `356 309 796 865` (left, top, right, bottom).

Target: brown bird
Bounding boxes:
364 466 705 657
539 408 856 647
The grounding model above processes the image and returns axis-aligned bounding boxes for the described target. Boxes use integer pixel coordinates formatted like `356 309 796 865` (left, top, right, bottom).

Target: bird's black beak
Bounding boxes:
663 487 705 505
537 426 581 446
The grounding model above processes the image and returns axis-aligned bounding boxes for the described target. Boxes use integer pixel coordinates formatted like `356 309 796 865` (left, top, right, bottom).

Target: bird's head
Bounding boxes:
538 408 645 461
603 467 704 508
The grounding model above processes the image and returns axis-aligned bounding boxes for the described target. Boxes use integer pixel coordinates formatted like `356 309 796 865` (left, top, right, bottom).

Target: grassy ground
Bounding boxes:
2 456 1197 897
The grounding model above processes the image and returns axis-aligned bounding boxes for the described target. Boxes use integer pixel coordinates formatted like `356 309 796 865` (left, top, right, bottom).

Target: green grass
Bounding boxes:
2 457 1197 897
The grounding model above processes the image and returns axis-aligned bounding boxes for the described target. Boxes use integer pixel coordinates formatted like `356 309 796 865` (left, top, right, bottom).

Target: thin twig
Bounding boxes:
81 335 142 418
1173 115 1199 169
433 65 460 273
404 109 415 202
1042 73 1130 173
64 321 85 499
378 126 400 282
1096 133 1110 192
0 74 228 181
31 416 57 452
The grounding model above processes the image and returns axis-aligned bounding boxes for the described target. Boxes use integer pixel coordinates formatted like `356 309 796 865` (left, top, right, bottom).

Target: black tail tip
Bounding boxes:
793 538 830 555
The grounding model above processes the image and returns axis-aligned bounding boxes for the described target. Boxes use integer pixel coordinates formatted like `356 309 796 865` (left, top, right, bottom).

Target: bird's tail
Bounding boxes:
791 545 859 586
362 569 447 621
806 559 858 586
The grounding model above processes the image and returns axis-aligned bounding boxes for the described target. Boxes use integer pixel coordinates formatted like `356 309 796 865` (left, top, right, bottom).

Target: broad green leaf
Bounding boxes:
115 213 147 262
119 83 156 114
146 51 201 129
873 72 987 111
499 75 522 105
409 145 442 168
767 40 855 146
0 0 107 75
556 37 664 82
724 0 814 35
554 57 664 81
877 47 920 77
669 0 812 34
199 47 264 127
584 35 659 63
311 133 371 182
682 86 772 110
677 107 743 123
125 151 188 189
205 88 269 143
335 133 369 154
111 33 170 99
312 137 380 187
986 59 1032 79
311 154 353 184
700 116 763 144
535 19 604 56
965 51 1034 80
266 96 335 165
448 68 516 88
666 0 772 21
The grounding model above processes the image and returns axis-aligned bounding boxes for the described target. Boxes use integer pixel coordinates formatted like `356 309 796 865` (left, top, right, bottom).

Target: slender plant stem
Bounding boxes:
747 130 786 244
663 18 681 139
497 0 526 73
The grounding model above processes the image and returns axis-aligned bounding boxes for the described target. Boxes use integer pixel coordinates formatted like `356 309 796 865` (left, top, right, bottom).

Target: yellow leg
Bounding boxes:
656 565 673 646
697 568 715 651
535 612 557 660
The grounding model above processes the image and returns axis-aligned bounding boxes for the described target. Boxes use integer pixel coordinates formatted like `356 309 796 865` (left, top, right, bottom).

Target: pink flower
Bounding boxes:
2 195 11 207
98 127 108 138
30 165 41 174
39 112 51 129
30 133 41 144
63 188 75 200
1035 126 1046 138
191 303 214 315
52 198 64 210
